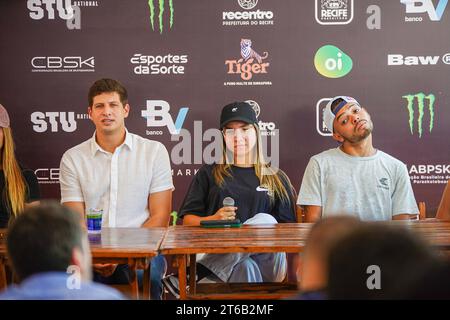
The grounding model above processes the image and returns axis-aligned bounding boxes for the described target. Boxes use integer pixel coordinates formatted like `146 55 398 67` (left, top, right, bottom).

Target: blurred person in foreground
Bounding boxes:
0 201 124 299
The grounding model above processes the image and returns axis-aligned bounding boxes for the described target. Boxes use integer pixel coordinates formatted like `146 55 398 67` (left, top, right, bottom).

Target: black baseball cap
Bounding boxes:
220 101 258 128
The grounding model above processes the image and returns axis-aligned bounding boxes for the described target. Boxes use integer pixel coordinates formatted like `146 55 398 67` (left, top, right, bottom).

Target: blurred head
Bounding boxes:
7 201 92 282
298 216 361 293
327 223 438 299
324 96 373 144
87 79 130 135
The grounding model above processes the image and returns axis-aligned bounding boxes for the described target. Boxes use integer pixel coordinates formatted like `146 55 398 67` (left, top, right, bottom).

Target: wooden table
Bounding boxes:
159 221 450 300
0 227 166 300
159 223 311 299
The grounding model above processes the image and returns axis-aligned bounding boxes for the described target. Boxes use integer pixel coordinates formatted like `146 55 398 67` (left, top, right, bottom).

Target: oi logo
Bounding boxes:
402 93 436 138
141 100 188 134
314 45 353 78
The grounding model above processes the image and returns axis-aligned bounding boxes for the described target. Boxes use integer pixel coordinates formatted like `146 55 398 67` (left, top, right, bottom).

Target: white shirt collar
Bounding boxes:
90 128 133 156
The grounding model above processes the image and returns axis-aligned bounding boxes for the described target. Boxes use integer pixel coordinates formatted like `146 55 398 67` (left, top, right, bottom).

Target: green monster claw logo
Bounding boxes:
402 93 436 138
148 0 174 33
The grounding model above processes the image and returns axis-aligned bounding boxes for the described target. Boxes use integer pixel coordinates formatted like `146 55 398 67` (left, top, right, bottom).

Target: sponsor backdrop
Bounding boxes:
0 0 449 216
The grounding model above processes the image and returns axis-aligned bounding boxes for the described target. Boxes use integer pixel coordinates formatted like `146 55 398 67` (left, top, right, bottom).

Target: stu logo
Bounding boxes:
31 111 77 133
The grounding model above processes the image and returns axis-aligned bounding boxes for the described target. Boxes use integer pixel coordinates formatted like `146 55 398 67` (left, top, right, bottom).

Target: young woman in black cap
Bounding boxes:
163 101 296 297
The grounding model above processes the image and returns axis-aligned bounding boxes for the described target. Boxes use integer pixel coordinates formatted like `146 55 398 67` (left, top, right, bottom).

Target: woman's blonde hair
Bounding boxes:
2 127 26 219
213 124 294 204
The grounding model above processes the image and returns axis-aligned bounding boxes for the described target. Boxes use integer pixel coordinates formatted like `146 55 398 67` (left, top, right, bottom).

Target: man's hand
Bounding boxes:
93 264 118 277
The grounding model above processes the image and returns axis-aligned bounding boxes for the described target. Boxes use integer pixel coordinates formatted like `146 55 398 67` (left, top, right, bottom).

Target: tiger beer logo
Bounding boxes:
147 0 174 33
402 93 436 138
225 39 270 83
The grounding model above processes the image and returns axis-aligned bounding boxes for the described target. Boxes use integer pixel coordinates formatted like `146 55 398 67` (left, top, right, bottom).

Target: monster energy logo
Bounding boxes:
402 93 436 138
148 0 174 33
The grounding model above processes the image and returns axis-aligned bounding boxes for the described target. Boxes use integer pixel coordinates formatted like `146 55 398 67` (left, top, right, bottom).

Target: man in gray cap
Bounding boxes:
297 96 418 222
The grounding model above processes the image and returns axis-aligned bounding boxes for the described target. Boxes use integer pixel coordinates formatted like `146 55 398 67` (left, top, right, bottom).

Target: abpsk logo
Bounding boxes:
147 0 174 33
402 93 436 138
238 0 258 10
316 0 354 25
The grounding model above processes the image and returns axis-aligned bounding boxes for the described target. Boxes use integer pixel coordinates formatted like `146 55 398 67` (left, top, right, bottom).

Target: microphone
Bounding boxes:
223 197 235 207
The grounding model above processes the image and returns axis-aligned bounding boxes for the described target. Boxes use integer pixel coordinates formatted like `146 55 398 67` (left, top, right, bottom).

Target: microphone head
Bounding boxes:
223 197 235 207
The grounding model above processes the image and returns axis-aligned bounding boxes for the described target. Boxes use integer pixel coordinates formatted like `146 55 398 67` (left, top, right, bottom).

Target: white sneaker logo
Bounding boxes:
256 186 269 192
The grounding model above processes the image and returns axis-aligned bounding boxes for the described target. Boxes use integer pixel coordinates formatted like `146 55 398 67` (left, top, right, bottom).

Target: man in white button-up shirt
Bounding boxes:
59 78 174 299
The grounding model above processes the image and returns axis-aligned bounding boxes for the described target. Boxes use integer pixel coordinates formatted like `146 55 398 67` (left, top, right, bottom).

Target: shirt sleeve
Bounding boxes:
178 167 210 219
272 171 297 223
59 151 84 203
297 158 322 206
23 169 40 202
149 143 174 194
391 163 419 216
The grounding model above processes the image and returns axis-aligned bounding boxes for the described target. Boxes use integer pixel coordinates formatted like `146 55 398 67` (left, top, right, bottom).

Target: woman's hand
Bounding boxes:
213 206 238 220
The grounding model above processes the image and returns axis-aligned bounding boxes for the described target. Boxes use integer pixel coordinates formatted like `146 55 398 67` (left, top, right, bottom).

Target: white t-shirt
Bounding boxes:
60 130 174 227
297 147 419 221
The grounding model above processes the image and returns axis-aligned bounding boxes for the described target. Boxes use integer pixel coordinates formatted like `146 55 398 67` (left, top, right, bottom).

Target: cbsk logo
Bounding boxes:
31 56 95 72
35 168 60 184
315 0 354 25
225 39 269 80
401 0 448 21
147 0 174 33
402 93 436 138
31 112 78 132
223 0 274 26
316 98 333 136
130 54 188 75
314 45 352 78
388 53 450 65
141 100 188 135
245 100 277 136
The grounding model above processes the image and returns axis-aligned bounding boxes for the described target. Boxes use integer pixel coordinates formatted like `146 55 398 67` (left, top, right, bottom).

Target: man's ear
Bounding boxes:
88 107 92 120
332 132 344 143
123 103 130 118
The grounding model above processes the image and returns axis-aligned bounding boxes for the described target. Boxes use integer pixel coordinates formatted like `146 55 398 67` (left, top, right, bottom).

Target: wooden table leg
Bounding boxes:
189 254 196 295
128 258 139 300
143 258 151 300
176 255 187 300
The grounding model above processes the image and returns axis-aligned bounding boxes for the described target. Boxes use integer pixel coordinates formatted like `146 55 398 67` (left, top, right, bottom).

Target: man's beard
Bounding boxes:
343 123 373 143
